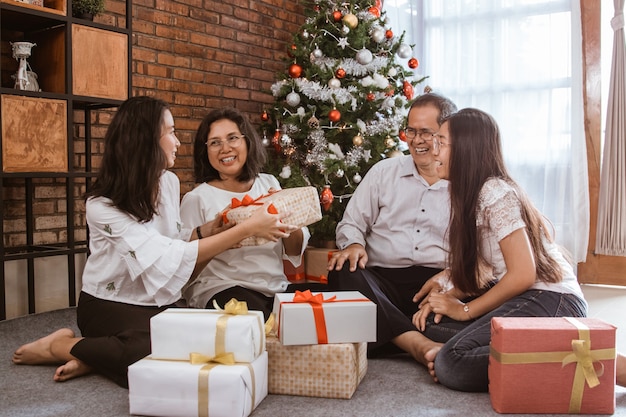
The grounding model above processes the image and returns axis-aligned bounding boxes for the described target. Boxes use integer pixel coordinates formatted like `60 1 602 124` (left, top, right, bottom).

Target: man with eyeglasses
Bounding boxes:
327 92 457 362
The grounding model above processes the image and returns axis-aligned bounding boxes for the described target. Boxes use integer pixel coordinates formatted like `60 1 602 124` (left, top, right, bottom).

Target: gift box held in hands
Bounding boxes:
489 317 616 414
150 300 265 363
223 186 322 246
272 290 376 346
128 351 268 417
266 336 367 399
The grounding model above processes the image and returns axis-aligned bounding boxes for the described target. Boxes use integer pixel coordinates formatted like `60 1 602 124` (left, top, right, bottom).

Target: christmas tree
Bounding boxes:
260 0 426 243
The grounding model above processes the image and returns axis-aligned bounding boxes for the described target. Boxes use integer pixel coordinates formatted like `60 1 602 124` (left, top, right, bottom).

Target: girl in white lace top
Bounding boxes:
408 108 588 392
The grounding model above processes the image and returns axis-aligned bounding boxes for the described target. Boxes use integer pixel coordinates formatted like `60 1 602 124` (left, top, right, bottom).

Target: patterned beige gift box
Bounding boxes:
266 336 367 399
223 187 322 246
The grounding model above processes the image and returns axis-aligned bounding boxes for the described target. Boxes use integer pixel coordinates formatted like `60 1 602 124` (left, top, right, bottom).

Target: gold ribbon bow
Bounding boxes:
213 298 249 315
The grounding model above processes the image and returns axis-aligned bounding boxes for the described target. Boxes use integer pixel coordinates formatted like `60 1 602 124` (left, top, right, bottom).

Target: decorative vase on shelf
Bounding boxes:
10 41 40 92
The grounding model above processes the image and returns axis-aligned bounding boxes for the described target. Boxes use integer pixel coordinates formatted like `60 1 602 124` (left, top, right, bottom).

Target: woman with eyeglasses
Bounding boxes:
180 107 325 320
409 108 589 392
12 97 295 388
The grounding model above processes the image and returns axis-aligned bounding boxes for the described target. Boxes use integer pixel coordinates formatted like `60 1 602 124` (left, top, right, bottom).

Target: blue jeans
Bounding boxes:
423 290 587 392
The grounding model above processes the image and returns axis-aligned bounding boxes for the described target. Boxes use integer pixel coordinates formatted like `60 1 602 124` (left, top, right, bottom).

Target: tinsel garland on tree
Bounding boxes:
260 0 427 243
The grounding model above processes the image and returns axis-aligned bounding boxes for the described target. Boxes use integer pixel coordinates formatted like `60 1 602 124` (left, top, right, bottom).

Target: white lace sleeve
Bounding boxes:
477 178 526 242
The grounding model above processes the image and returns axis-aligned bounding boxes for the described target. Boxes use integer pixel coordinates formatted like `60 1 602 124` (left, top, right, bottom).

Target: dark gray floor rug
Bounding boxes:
1 308 624 417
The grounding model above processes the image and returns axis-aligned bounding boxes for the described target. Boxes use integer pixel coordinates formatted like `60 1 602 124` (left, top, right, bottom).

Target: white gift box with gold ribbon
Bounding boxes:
128 351 268 417
272 290 376 346
150 304 265 363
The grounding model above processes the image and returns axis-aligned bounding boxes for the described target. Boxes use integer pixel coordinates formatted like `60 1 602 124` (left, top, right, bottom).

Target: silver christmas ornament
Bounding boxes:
371 28 385 43
356 48 373 65
353 173 362 183
397 43 412 59
328 77 341 89
286 91 301 107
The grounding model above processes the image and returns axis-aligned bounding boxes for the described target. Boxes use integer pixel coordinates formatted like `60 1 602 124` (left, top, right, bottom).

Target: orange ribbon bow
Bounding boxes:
291 290 337 344
221 193 278 224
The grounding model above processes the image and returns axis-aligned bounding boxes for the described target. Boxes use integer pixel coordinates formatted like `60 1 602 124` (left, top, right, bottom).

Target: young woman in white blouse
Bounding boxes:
409 108 588 392
180 107 324 320
12 97 296 388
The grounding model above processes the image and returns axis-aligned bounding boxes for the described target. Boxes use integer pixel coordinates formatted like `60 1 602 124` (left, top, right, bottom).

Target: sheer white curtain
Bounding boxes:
385 0 589 263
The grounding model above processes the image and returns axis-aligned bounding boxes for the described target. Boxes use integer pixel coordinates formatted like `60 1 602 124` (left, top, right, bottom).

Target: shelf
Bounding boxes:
0 0 66 17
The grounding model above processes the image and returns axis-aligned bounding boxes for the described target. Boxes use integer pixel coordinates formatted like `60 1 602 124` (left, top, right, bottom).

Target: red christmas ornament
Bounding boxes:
399 130 407 142
368 6 380 17
288 63 302 78
272 129 281 152
385 29 393 39
261 110 269 122
328 109 341 123
335 68 346 79
320 185 334 211
314 4 320 12
366 92 375 101
408 57 419 69
332 10 342 22
385 88 395 97
403 81 414 100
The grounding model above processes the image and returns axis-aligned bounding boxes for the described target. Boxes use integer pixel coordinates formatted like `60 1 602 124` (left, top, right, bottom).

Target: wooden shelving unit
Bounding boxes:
0 0 131 320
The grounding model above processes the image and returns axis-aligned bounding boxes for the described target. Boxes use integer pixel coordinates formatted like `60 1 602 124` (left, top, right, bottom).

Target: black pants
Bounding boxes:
71 292 176 388
208 282 329 321
327 264 442 355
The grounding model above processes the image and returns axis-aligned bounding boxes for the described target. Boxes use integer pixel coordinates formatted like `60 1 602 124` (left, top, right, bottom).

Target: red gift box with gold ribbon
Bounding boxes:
272 290 376 346
489 317 616 414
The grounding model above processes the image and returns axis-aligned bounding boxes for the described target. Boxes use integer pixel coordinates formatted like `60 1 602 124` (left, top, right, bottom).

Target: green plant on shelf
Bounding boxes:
71 0 105 19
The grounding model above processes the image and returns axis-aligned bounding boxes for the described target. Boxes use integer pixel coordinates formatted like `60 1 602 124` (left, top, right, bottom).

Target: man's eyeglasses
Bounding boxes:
206 135 245 150
404 127 439 142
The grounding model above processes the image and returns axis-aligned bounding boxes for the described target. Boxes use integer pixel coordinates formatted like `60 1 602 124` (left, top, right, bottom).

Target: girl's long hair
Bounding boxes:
87 96 169 222
445 108 562 294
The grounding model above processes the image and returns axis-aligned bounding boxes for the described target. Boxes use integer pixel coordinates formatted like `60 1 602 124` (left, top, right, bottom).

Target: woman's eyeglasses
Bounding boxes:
206 135 245 150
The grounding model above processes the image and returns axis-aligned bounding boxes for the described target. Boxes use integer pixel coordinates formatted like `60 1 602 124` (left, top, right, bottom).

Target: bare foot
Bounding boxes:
13 328 75 365
425 346 441 383
54 359 92 382
392 331 443 368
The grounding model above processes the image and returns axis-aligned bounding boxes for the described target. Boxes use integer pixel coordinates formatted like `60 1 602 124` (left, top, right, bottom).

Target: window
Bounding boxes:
385 0 588 262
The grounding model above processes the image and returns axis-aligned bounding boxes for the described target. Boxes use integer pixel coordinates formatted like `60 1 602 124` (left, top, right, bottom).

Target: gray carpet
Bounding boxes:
1 308 625 417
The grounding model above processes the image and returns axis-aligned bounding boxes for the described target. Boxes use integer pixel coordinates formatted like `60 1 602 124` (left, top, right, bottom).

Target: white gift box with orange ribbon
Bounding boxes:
489 317 616 414
223 186 322 246
272 290 376 346
150 305 265 363
128 351 268 417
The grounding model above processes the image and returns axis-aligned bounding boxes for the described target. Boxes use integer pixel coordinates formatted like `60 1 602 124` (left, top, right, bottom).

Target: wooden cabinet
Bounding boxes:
0 0 131 319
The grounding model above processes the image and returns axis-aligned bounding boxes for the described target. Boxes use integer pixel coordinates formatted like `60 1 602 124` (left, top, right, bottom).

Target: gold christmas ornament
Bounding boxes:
342 13 358 29
352 134 363 146
384 136 395 148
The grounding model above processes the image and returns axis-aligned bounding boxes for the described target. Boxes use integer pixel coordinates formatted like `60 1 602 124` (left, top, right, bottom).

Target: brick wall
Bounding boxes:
2 0 304 249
